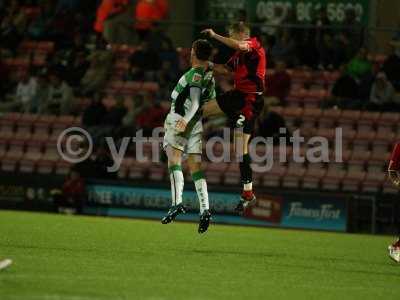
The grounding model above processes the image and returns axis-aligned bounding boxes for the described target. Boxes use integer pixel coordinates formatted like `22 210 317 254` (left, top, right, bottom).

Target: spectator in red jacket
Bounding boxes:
135 0 169 40
55 169 86 214
265 61 291 105
94 0 132 44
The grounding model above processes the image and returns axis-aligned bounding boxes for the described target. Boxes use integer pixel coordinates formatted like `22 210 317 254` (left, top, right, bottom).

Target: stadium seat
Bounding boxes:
353 130 376 152
55 161 72 175
382 179 399 194
342 170 366 192
0 140 7 159
31 124 50 143
143 82 160 93
322 163 346 191
1 141 25 172
282 107 303 129
362 171 386 193
358 111 380 132
347 151 370 172
0 120 15 140
319 108 341 128
303 163 326 189
204 162 228 184
117 157 132 179
262 163 286 187
148 163 166 181
224 163 240 185
282 162 306 189
19 141 43 173
128 159 152 180
36 41 55 54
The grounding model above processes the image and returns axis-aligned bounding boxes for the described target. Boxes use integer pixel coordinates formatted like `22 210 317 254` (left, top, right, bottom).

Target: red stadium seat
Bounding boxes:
55 161 72 175
204 162 228 184
224 163 240 185
19 141 43 173
322 163 346 191
282 162 306 189
382 179 399 194
342 170 366 192
117 157 133 179
303 163 326 189
362 171 386 193
148 163 166 181
262 163 286 188
128 159 152 179
319 108 341 128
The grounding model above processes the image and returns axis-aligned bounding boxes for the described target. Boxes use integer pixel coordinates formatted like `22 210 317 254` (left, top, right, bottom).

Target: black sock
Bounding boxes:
239 153 252 184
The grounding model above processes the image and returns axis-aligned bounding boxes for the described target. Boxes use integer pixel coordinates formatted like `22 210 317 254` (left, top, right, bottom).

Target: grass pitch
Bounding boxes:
0 210 399 300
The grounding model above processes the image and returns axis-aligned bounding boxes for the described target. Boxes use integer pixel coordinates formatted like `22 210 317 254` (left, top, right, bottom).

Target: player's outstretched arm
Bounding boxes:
202 29 249 51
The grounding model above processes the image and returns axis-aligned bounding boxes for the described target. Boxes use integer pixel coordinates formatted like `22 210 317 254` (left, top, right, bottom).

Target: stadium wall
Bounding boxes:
1 173 399 234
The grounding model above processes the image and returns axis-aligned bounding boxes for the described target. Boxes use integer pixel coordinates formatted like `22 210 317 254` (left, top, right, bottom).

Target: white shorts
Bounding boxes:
163 113 203 154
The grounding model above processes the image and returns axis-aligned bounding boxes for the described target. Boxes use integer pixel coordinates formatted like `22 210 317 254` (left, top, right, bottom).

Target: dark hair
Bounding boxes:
192 39 213 61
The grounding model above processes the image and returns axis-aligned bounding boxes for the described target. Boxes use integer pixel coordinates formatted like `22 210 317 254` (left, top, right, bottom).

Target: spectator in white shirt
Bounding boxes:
15 72 37 112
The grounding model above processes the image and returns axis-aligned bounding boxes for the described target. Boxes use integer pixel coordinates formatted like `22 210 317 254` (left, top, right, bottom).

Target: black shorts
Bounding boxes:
216 90 264 134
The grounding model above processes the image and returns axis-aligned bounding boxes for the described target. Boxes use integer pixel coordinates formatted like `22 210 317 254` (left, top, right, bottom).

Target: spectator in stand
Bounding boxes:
382 43 400 92
33 73 49 114
270 29 297 66
323 64 360 109
147 22 179 72
265 61 291 105
103 95 127 128
28 1 56 40
346 47 372 82
367 72 397 111
80 38 114 95
342 8 364 58
45 72 74 115
94 0 134 45
82 93 107 139
55 168 85 214
0 56 10 97
136 94 167 136
15 70 37 112
157 60 177 98
126 40 161 81
0 0 28 52
135 0 169 40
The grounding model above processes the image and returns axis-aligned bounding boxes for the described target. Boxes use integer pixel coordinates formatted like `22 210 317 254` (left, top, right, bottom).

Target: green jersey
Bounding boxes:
170 66 216 127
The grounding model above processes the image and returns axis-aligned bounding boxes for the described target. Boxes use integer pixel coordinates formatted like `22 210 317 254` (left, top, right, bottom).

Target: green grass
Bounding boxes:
0 210 399 300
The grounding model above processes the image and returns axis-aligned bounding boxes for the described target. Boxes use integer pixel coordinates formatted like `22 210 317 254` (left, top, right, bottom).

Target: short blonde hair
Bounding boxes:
228 22 250 36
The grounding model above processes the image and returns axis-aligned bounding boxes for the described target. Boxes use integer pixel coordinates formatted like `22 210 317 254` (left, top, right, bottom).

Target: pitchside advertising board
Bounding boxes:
85 184 347 232
197 0 369 25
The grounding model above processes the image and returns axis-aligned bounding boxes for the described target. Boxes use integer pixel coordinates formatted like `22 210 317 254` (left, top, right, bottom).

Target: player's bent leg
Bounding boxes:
188 154 211 233
162 146 187 224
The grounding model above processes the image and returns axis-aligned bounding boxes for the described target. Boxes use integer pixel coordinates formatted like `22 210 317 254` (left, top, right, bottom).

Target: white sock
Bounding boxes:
193 175 209 214
243 182 252 191
169 165 184 206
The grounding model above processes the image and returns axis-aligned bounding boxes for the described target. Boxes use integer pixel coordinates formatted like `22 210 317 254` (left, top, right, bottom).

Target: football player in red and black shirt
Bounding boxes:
388 142 400 262
202 23 266 212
